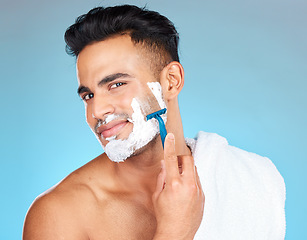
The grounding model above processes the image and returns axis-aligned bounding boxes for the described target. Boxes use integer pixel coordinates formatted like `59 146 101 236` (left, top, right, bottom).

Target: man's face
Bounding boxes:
76 35 165 161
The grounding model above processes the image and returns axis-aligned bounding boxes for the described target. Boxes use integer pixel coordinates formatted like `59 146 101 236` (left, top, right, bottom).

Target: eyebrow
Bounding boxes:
77 73 133 96
98 73 132 87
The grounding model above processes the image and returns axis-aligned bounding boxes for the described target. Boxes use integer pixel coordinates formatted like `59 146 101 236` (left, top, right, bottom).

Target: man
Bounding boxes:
23 5 285 240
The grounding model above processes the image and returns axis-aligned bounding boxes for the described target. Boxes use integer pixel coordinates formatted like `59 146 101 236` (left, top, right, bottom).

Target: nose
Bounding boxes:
91 95 115 121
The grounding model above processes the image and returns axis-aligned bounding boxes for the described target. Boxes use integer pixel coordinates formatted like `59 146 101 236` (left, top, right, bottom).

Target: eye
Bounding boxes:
110 82 126 89
82 93 94 101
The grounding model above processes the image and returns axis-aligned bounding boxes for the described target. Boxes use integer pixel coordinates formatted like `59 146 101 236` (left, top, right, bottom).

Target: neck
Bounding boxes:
165 97 191 156
108 136 164 195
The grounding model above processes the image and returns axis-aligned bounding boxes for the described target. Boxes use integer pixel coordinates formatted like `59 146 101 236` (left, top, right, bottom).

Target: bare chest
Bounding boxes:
83 198 157 240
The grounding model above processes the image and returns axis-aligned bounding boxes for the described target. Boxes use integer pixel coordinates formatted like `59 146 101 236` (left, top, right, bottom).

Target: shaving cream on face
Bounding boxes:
104 114 119 124
147 82 167 123
102 82 167 162
147 82 167 109
103 98 159 162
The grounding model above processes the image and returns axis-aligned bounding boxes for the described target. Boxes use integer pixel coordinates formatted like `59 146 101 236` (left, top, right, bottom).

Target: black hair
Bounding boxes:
64 5 179 75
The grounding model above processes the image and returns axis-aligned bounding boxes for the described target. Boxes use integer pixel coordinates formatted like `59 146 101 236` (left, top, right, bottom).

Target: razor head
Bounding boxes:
146 108 167 148
146 108 167 121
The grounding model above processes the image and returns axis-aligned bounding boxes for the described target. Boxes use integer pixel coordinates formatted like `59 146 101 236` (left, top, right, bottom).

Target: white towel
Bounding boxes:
185 132 286 240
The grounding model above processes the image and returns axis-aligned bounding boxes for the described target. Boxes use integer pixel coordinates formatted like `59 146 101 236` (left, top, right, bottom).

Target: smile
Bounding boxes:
98 120 129 139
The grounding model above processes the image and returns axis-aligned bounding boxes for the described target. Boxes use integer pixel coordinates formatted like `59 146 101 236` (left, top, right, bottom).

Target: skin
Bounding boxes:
23 35 205 240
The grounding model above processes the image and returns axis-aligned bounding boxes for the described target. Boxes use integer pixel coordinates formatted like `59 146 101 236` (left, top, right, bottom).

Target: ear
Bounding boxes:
160 61 184 100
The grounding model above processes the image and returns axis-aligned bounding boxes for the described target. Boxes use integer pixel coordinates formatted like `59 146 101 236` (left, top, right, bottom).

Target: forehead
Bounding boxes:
76 35 151 85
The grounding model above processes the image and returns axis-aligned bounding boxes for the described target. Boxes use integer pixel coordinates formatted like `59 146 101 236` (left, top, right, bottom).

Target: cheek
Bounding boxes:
84 105 95 128
116 88 138 112
121 97 134 109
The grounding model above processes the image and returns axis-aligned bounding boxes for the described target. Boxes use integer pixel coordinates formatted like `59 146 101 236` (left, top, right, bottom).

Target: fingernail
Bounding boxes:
168 133 174 140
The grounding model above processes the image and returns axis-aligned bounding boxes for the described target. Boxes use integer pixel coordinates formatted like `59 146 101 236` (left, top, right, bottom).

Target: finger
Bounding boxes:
153 160 166 200
180 155 195 179
163 133 180 182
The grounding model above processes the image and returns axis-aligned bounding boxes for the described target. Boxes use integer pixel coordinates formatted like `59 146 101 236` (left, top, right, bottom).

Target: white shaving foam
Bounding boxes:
147 82 167 123
102 82 167 162
105 135 117 141
105 114 118 124
147 82 167 109
103 98 159 162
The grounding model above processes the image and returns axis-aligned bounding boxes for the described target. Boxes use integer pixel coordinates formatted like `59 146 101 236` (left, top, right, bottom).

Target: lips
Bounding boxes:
97 119 129 139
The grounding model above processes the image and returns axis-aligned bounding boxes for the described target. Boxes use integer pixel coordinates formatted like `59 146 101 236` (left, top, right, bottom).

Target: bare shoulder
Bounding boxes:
23 188 86 239
23 156 108 240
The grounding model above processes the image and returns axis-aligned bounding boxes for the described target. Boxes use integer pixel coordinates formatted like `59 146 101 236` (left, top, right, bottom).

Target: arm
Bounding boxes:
152 133 205 240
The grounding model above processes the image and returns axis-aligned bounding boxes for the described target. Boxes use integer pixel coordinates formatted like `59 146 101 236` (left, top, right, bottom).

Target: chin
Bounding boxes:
103 132 159 163
129 134 160 158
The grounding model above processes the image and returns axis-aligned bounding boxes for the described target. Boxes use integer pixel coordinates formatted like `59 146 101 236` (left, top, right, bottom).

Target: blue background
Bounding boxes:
1 0 306 239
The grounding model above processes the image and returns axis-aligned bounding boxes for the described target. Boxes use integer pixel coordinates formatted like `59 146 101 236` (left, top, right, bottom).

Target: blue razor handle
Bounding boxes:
146 108 167 148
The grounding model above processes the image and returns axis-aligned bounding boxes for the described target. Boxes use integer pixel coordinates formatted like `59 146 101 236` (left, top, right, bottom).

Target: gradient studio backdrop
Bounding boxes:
1 0 306 239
